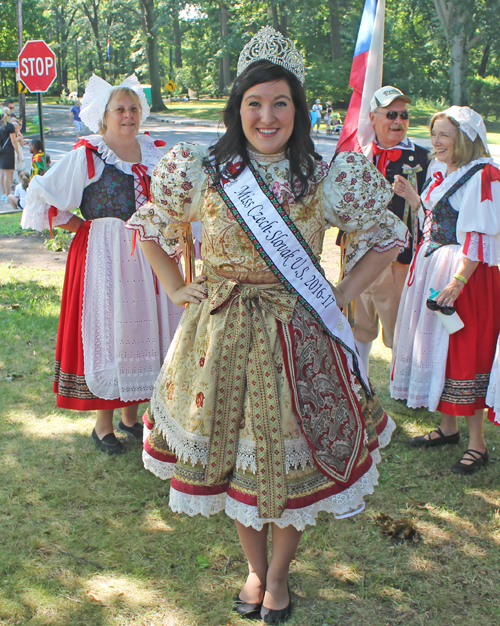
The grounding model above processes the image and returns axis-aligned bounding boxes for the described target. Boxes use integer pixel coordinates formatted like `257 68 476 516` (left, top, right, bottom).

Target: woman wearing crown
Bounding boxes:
127 27 409 622
21 75 183 455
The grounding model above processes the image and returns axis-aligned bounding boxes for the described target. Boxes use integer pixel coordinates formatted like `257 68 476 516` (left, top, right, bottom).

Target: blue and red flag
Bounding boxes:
107 36 111 60
336 0 385 159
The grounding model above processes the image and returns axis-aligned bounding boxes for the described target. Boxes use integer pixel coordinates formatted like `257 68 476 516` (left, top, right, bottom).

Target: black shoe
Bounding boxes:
91 429 125 455
451 449 488 475
261 586 292 624
117 420 143 441
233 592 262 619
410 427 460 448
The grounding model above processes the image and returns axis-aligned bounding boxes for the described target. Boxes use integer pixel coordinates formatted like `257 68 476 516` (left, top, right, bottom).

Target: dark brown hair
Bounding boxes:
207 60 321 200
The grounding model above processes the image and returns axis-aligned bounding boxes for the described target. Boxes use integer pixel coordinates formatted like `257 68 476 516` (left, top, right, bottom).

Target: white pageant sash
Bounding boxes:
219 164 369 388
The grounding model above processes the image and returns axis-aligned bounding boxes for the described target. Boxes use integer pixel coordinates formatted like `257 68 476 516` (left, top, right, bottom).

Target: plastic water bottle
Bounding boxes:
428 288 464 334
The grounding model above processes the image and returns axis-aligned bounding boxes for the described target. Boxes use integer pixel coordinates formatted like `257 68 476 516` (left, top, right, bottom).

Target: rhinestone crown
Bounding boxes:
237 26 305 85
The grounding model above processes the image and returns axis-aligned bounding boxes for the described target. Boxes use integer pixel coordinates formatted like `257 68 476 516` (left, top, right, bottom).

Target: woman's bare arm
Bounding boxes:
140 239 207 307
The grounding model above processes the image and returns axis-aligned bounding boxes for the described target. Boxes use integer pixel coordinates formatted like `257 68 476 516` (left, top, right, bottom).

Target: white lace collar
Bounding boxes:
84 133 162 175
248 149 287 164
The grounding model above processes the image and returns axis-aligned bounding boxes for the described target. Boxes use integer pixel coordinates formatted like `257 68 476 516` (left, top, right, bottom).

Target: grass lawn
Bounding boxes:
1 233 499 626
162 98 226 121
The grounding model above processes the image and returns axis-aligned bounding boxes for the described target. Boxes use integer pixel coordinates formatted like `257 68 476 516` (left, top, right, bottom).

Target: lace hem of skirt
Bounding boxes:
168 463 380 531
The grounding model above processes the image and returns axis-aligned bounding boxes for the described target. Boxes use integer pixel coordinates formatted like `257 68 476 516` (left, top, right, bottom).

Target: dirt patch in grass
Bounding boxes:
0 233 68 271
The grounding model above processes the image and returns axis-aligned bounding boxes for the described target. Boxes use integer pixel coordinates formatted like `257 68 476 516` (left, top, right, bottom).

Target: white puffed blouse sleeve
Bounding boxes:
323 152 410 272
21 146 103 232
126 142 207 256
453 161 500 266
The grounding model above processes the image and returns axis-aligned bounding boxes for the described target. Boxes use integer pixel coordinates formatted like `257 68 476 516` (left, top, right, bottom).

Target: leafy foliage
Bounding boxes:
6 1 499 114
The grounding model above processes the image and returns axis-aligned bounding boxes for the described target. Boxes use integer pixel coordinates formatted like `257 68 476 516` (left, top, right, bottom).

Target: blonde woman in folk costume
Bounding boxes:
127 27 409 622
391 106 500 474
21 75 183 455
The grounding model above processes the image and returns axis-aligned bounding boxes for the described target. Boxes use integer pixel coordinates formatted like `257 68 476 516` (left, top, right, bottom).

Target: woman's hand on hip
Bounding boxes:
171 274 207 306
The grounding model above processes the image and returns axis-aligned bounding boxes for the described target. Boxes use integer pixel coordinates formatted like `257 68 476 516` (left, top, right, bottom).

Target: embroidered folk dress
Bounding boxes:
390 157 500 421
21 134 184 410
127 143 409 530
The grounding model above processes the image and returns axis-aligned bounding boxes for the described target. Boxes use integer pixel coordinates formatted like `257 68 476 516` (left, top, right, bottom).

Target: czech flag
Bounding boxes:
107 36 111 60
336 0 385 159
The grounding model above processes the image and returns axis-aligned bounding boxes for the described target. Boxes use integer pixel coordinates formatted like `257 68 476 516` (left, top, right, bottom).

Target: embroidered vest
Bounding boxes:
80 161 138 222
424 163 486 256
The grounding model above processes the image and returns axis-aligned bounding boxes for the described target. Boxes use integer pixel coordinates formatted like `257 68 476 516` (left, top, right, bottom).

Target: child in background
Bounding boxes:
7 171 29 211
69 99 84 137
324 102 333 136
30 139 46 179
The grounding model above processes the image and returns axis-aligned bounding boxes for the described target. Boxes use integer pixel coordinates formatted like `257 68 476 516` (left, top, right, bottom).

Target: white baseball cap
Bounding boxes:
370 86 411 112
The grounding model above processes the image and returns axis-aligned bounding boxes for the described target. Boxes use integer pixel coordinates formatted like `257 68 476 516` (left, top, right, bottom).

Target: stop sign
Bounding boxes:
18 40 57 93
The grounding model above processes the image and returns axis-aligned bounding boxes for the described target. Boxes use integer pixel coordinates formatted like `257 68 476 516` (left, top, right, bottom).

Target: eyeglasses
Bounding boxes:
107 106 140 116
381 110 410 120
426 298 455 316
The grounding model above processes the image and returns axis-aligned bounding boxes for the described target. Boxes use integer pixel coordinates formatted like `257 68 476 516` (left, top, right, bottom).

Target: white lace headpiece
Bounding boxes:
237 26 305 85
80 73 150 133
444 106 488 150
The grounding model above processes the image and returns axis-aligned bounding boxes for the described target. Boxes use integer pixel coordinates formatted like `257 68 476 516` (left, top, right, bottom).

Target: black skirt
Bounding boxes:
0 123 15 170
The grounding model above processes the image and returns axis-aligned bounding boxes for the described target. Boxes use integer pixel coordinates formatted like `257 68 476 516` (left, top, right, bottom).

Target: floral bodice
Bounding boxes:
127 143 409 274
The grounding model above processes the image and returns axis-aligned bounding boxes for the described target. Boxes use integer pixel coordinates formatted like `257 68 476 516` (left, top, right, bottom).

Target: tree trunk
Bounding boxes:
329 0 342 60
220 3 231 94
173 13 182 68
477 42 490 77
140 0 166 111
82 0 106 78
448 27 468 104
270 2 287 36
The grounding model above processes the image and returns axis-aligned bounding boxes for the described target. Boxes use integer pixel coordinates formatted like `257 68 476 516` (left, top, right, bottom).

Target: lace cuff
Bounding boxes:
343 216 410 273
462 232 500 266
126 202 182 258
21 201 73 232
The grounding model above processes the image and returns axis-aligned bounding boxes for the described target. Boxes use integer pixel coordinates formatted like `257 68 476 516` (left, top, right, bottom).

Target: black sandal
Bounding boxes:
451 448 488 475
410 427 460 448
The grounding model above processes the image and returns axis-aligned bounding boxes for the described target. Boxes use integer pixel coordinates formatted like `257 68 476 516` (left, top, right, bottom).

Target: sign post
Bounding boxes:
17 40 57 155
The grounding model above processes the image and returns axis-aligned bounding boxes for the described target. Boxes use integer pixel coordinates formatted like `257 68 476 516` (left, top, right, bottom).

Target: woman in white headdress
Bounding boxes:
21 74 183 455
127 27 409 623
392 106 500 473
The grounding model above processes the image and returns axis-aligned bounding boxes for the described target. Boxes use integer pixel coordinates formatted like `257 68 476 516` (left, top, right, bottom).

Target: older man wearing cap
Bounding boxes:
352 86 429 372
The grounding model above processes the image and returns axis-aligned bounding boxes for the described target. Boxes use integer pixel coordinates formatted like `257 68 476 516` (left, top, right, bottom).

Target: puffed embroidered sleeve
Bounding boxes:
454 162 500 266
21 146 97 232
324 152 409 272
126 142 208 256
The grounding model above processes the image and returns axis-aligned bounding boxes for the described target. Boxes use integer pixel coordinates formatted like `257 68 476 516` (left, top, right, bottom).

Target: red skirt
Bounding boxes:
54 221 145 410
437 263 500 420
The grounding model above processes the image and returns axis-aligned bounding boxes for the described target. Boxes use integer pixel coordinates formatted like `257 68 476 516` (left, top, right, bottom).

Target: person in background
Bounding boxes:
345 86 429 373
324 102 333 136
391 106 500 474
29 139 47 179
7 171 29 211
70 99 84 137
311 98 322 133
0 109 22 202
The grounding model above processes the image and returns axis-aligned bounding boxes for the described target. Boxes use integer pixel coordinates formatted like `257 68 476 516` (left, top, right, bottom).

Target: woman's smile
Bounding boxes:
240 79 295 155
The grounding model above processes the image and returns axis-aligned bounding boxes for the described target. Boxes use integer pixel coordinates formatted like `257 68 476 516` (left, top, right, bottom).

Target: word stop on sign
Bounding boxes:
20 56 54 77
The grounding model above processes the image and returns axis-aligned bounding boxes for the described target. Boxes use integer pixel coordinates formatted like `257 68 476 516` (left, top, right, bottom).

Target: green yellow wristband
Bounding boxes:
453 273 468 284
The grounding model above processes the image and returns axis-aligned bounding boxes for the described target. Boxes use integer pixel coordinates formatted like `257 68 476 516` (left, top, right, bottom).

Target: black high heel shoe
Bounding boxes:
233 592 262 619
260 584 292 624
